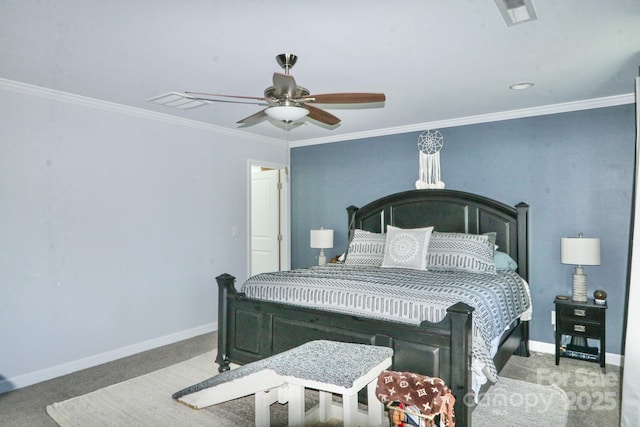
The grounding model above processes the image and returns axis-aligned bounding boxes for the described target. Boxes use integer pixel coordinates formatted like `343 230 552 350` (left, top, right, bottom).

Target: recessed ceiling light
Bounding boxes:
509 82 534 90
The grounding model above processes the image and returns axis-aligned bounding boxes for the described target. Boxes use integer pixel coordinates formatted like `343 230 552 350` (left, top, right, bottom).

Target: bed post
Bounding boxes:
346 205 359 238
515 202 531 357
515 202 529 282
447 302 474 427
215 273 235 372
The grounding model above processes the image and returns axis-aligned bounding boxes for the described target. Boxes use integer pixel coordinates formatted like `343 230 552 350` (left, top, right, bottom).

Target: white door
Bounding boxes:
251 168 281 275
620 76 640 427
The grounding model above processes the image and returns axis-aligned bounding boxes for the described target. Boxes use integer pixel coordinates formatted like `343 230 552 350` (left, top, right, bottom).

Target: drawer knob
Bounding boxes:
574 309 586 316
574 324 586 332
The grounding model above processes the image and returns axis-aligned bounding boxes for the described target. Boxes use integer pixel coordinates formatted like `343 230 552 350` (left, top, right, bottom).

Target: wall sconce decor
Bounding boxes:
415 129 445 189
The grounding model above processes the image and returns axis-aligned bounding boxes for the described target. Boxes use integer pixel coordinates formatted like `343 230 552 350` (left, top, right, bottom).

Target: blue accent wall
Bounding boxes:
291 104 636 355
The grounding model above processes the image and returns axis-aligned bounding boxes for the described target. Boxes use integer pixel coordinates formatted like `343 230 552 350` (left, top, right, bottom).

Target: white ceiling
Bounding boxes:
2 0 639 143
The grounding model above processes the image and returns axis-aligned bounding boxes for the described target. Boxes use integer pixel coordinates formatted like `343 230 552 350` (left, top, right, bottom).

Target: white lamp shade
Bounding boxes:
310 229 334 249
561 236 601 266
265 106 309 122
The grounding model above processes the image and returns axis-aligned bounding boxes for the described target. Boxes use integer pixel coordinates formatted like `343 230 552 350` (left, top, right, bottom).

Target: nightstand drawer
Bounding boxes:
556 305 604 324
557 319 604 337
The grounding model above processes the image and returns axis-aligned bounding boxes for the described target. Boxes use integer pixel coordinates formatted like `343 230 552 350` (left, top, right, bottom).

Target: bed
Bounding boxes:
215 189 530 426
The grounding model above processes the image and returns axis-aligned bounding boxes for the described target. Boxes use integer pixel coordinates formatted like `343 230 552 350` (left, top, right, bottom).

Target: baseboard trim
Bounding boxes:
529 340 623 367
0 322 217 394
1 332 622 394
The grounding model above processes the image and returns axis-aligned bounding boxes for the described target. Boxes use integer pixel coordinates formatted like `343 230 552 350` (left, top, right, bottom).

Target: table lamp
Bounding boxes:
310 228 333 266
561 233 601 302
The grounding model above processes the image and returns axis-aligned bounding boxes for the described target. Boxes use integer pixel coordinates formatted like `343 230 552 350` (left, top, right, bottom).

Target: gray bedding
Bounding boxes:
241 264 531 382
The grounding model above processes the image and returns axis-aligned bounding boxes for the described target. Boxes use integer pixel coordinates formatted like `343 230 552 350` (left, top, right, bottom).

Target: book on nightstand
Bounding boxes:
561 344 600 362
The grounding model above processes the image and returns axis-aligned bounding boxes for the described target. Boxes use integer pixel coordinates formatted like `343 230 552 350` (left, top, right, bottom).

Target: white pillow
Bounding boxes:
381 225 434 270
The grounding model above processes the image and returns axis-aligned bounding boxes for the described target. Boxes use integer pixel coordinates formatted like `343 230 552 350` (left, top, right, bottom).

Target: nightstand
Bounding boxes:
554 297 607 370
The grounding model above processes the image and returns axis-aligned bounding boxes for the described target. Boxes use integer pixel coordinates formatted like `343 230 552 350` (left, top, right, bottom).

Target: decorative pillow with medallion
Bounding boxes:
381 225 434 270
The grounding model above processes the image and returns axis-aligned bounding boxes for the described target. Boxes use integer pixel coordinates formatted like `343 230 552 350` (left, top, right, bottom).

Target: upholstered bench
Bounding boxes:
173 340 393 427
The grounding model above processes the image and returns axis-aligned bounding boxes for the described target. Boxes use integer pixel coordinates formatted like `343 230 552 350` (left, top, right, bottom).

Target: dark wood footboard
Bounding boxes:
215 273 479 425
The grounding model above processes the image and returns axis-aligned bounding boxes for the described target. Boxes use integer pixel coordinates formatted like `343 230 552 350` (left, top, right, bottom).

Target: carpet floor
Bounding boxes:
500 350 622 427
46 350 568 427
0 332 620 426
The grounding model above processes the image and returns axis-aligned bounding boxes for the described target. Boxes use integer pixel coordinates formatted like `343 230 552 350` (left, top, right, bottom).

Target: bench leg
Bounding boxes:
255 388 278 427
318 390 332 422
287 384 306 427
342 393 358 426
368 379 384 427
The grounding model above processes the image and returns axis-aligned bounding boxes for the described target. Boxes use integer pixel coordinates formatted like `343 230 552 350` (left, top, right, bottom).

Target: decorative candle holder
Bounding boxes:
593 289 607 305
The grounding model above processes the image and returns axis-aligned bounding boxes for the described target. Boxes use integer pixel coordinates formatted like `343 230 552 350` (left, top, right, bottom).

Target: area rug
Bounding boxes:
473 376 568 427
47 351 568 426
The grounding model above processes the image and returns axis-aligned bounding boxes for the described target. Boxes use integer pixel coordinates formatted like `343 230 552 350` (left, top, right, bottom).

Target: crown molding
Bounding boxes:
0 78 285 146
2 78 633 148
290 93 636 148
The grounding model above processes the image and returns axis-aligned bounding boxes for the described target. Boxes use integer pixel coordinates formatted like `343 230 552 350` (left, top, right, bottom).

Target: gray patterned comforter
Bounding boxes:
241 264 531 383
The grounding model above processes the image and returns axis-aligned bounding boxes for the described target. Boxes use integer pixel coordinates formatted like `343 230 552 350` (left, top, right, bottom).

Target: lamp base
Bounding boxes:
569 336 588 348
572 266 587 302
318 249 327 266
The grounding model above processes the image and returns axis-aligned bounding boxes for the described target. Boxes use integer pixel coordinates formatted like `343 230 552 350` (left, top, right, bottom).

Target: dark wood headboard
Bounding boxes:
346 189 529 281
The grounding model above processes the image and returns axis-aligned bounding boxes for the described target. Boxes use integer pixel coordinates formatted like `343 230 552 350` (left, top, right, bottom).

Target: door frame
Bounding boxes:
247 159 290 278
620 75 640 427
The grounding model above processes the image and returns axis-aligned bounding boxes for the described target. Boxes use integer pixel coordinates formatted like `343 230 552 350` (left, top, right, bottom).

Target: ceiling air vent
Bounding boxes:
494 0 537 26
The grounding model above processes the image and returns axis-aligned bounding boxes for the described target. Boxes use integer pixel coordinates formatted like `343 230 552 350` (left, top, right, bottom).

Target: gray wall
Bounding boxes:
290 104 636 355
0 86 287 392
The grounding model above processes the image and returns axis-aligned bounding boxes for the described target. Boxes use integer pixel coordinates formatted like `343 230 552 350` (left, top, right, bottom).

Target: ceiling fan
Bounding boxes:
171 53 386 127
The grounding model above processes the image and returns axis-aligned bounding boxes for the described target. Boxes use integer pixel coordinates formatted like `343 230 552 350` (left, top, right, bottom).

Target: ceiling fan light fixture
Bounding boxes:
264 105 309 122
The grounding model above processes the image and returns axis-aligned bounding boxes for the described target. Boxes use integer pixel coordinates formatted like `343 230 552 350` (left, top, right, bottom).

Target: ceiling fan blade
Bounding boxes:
237 109 268 124
303 93 386 104
185 97 268 106
272 73 297 98
302 104 341 126
185 91 267 101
